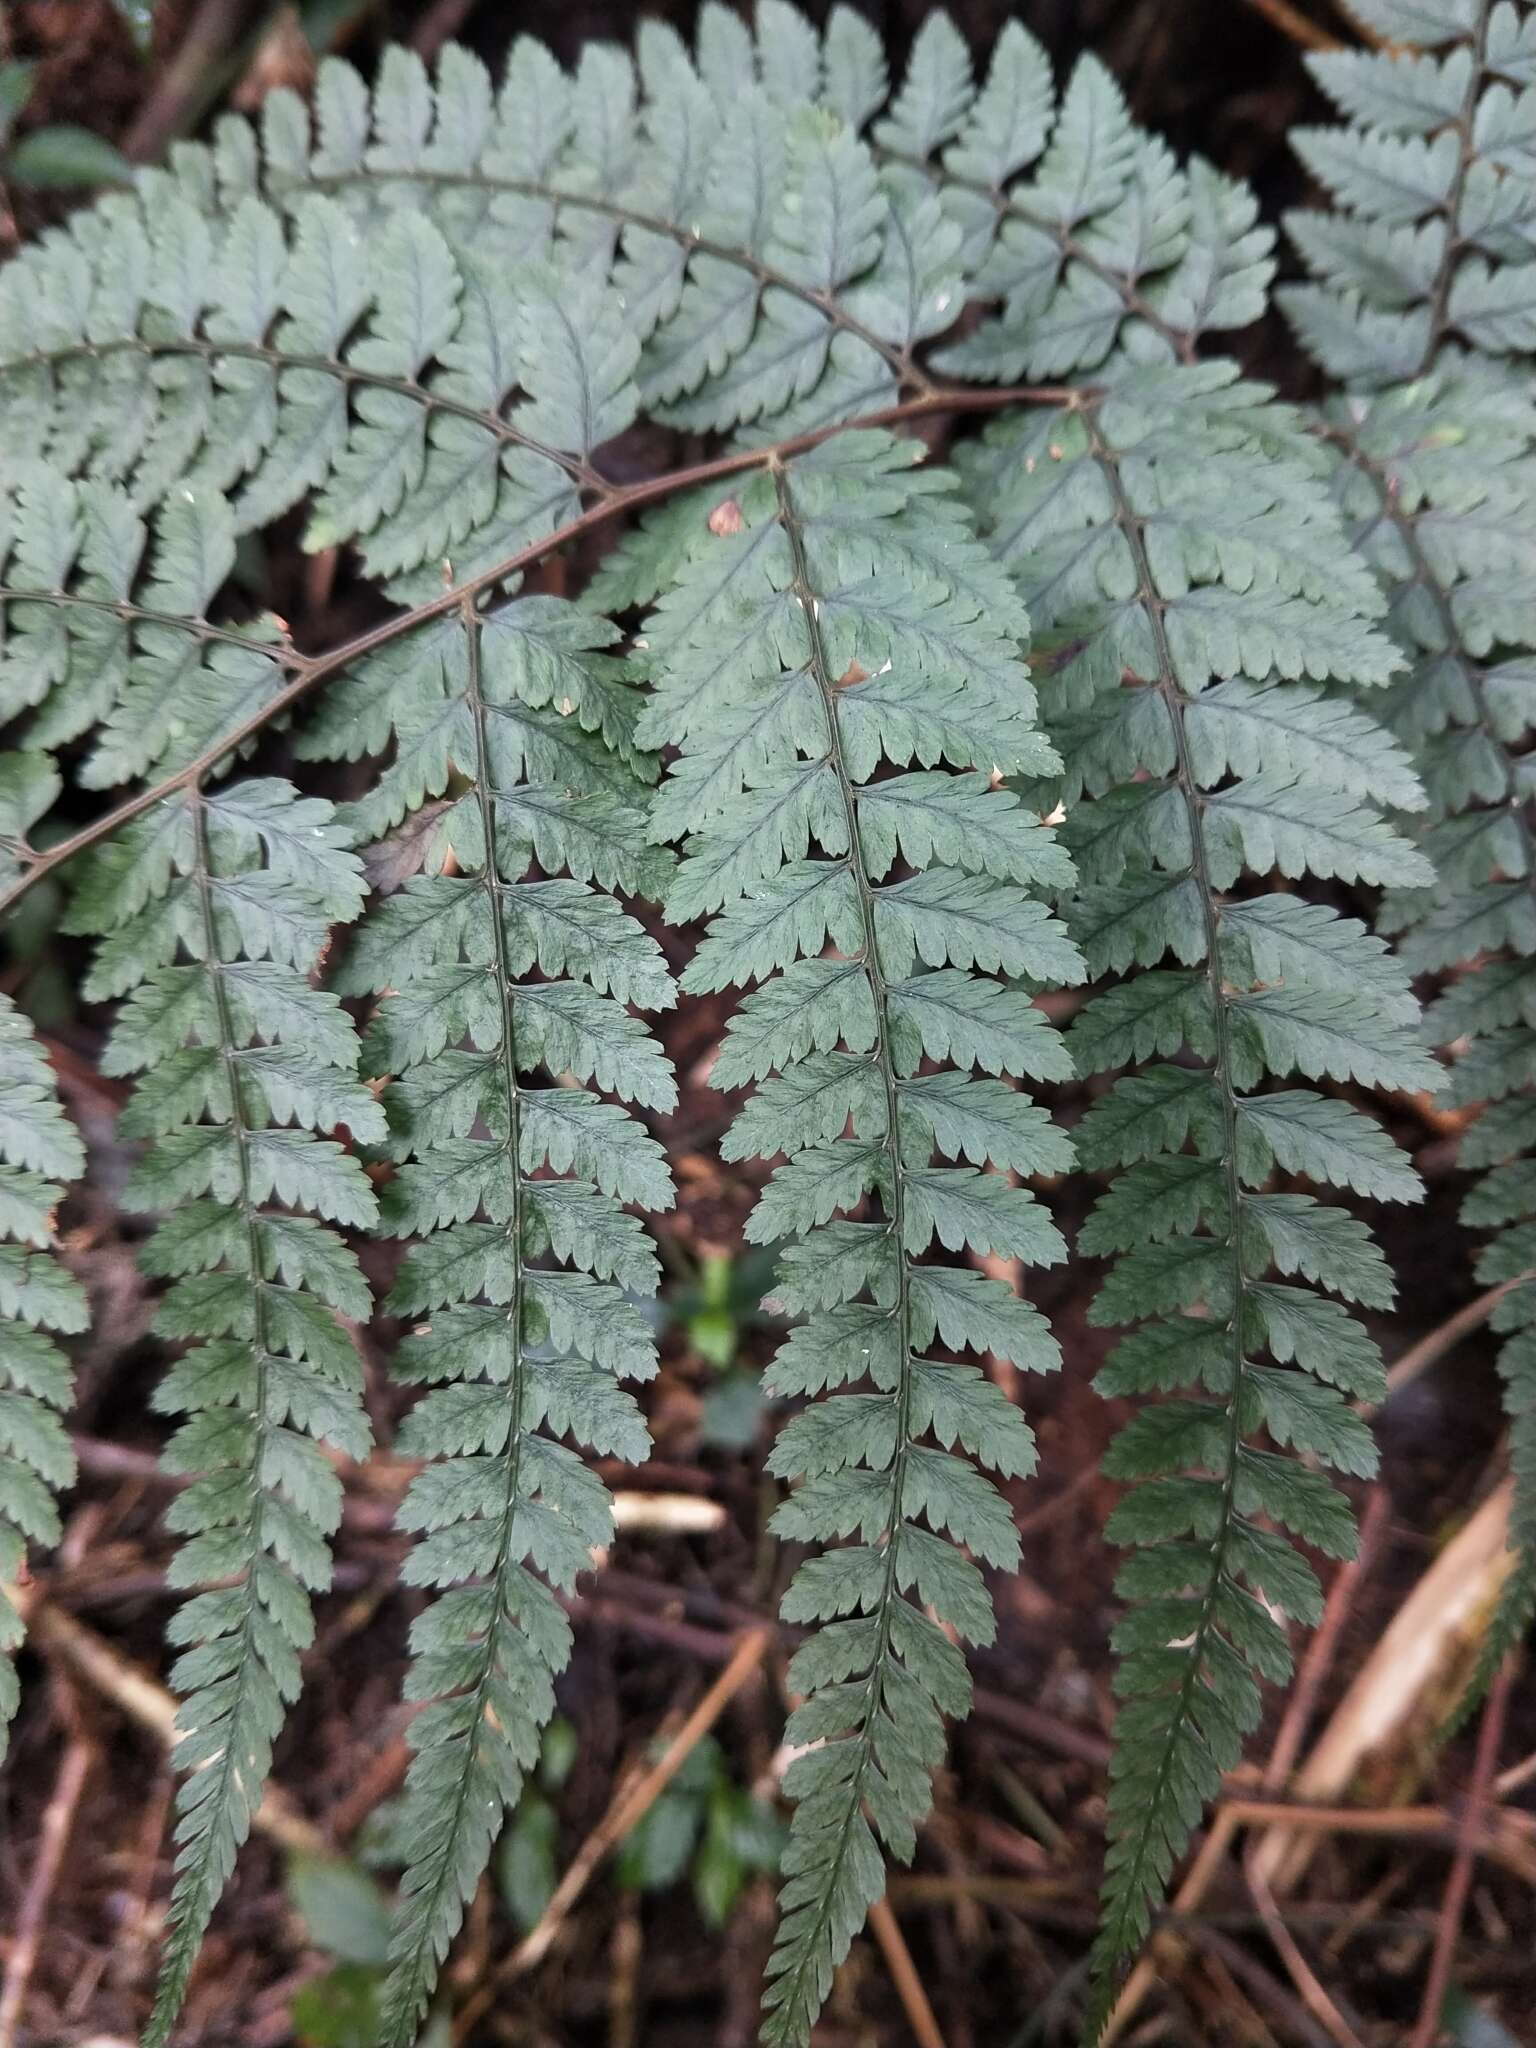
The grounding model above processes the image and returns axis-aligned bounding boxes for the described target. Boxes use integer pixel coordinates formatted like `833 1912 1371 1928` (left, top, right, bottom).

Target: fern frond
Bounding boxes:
0 179 623 583
308 587 675 2043
636 426 1078 2048
0 5 1274 500
68 775 377 2048
1320 367 1536 1721
0 987 85 1749
956 363 1432 2035
1285 0 1536 381
1286 0 1536 1716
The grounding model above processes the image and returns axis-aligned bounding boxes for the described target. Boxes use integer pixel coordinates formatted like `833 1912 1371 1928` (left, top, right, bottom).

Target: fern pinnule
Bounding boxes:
957 362 1434 2035
0 982 86 1751
635 426 1079 2048
67 774 378 2048
316 589 676 2045
1285 0 1536 382
0 465 298 854
885 18 1273 379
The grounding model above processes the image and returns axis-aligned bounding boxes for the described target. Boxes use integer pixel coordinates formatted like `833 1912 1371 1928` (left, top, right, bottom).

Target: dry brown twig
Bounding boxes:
1409 1656 1518 2048
1252 1480 1516 1895
1241 0 1345 49
1383 1282 1520 1404
15 1590 327 1860
1243 1850 1365 2048
1100 1492 1387 2044
867 1897 950 2048
0 1708 92 2048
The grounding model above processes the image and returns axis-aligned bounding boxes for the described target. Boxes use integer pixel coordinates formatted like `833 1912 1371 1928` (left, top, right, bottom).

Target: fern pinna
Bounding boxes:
69 773 377 2047
0 463 378 2040
1287 0 1536 1714
635 428 1079 2047
310 588 676 2043
957 360 1440 2028
0 978 86 1746
0 0 1264 611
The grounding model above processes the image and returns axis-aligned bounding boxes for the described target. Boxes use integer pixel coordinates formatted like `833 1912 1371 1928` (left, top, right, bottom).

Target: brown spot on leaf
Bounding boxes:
708 496 744 536
836 660 870 688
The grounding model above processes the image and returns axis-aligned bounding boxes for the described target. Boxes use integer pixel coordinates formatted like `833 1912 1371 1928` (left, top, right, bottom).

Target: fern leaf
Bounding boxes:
0 9 1279 498
0 990 86 1750
1319 364 1536 1724
919 45 1274 375
956 363 1426 2035
310 588 675 2045
1285 0 1536 381
0 468 298 833
638 428 1078 2048
67 777 376 2047
1288 0 1536 1695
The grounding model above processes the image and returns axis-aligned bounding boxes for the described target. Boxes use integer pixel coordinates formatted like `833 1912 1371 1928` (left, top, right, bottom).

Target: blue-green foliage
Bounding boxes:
957 360 1434 2035
0 5 1508 2045
309 591 675 2046
0 988 85 1747
1287 0 1536 382
68 774 378 2048
0 464 294 814
0 0 1265 623
633 426 1078 2048
1290 0 1536 1723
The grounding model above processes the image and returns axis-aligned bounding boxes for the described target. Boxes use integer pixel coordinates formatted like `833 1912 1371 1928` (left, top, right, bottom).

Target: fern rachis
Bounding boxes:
69 775 378 2047
310 578 675 2041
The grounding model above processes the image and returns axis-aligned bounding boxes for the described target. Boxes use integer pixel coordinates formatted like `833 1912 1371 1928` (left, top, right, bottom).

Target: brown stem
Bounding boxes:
1240 0 1342 50
0 379 1075 916
1409 1655 1517 2048
0 1724 92 2048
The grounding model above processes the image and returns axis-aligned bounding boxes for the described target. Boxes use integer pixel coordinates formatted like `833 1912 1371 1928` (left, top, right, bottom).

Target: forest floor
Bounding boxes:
1 3 1534 2046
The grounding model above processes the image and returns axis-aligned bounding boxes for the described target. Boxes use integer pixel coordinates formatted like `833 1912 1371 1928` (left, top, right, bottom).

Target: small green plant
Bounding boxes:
0 60 132 193
615 1734 785 1928
496 1717 580 1932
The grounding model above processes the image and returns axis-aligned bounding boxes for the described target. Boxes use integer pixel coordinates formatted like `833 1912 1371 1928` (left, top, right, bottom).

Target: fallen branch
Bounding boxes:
1241 0 1344 48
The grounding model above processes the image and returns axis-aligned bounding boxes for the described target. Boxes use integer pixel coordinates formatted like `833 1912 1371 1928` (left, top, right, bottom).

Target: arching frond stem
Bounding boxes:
0 379 1074 920
0 335 602 489
307 169 935 397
